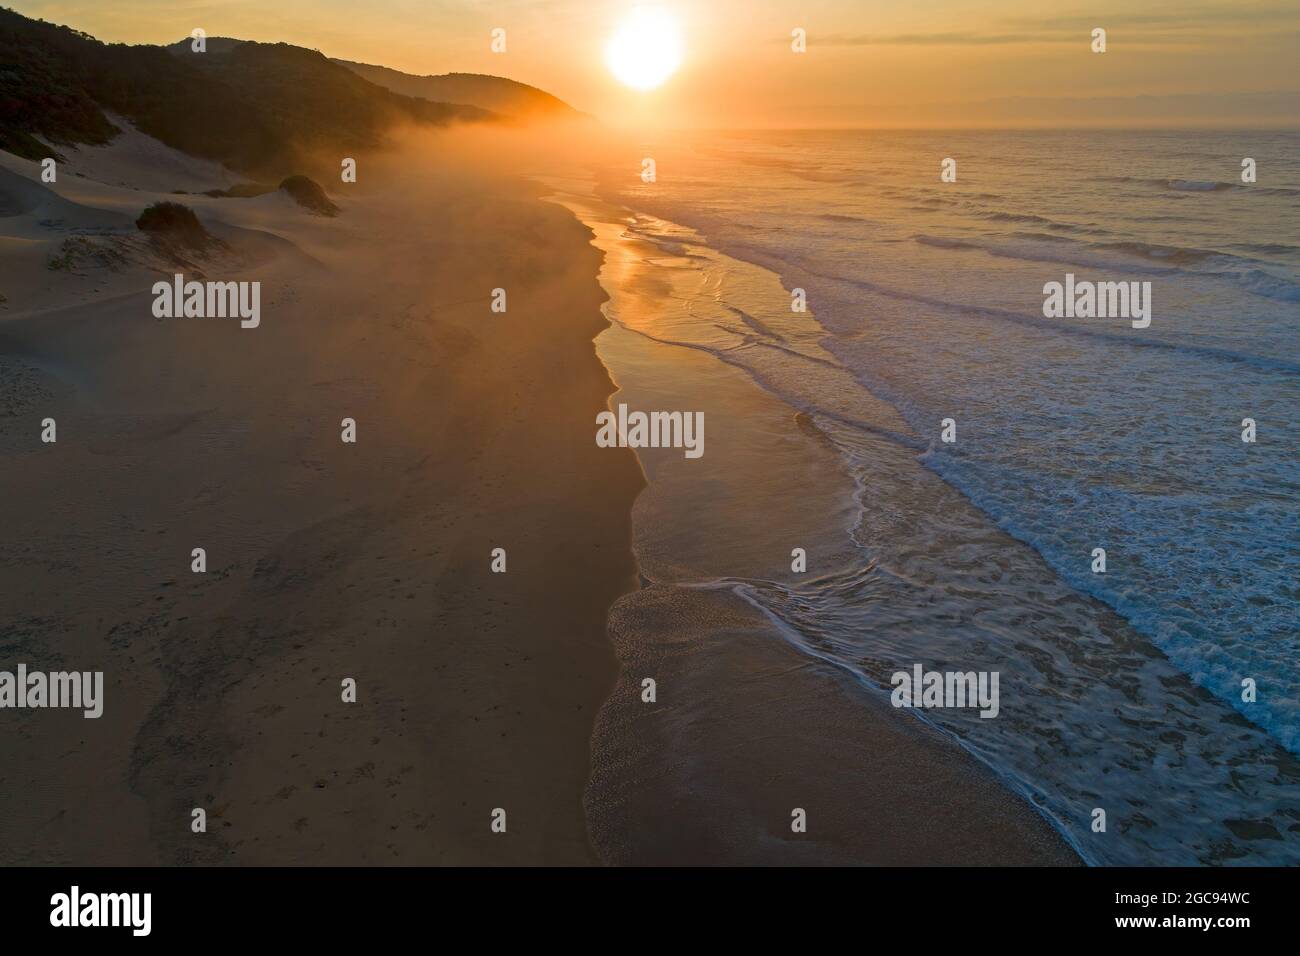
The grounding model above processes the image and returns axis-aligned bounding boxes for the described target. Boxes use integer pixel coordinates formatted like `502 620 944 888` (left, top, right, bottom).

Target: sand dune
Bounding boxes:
41 114 242 194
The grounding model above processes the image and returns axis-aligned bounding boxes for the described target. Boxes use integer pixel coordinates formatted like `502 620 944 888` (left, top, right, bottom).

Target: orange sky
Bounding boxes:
13 0 1300 127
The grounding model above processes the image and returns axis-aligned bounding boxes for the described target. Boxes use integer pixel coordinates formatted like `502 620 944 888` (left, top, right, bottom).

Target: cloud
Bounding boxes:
812 32 1059 46
803 2 1300 47
1006 1 1300 30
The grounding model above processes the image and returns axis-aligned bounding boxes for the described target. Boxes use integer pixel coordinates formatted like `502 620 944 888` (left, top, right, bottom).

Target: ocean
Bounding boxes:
548 128 1299 865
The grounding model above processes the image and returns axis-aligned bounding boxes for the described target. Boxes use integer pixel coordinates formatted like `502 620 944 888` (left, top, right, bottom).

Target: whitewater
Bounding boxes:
547 128 1300 864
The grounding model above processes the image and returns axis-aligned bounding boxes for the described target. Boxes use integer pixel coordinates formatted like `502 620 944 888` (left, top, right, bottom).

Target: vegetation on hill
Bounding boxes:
334 60 587 122
0 8 497 176
0 15 117 159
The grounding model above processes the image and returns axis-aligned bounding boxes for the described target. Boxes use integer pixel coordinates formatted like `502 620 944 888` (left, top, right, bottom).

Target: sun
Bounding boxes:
605 7 683 91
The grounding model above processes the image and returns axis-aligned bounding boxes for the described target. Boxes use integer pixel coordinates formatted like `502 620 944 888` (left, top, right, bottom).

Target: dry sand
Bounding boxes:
0 131 640 864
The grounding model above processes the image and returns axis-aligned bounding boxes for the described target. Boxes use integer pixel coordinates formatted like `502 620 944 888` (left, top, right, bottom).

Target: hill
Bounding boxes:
0 8 496 177
333 60 588 122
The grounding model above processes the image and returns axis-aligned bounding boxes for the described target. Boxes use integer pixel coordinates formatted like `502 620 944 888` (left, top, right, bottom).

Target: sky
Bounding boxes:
13 0 1300 127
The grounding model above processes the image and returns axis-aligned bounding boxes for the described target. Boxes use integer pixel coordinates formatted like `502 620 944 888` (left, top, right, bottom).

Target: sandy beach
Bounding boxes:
0 130 642 864
0 123 1088 866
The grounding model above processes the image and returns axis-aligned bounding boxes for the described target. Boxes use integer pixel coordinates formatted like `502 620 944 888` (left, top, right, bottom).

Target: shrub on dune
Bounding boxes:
135 201 210 248
279 175 339 216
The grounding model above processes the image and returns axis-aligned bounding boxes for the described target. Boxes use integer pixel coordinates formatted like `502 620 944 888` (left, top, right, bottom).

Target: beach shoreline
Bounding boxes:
13 123 1288 866
0 128 1081 865
552 187 1081 865
1 0 1295 876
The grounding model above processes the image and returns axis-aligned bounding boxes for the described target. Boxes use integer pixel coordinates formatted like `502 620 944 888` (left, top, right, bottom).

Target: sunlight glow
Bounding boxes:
605 7 683 91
